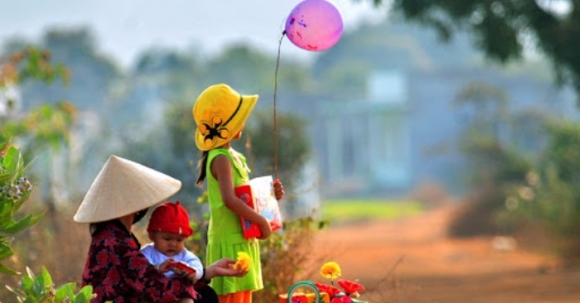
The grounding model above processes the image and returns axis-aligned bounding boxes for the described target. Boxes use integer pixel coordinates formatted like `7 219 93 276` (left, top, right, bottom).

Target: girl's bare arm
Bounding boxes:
211 155 269 229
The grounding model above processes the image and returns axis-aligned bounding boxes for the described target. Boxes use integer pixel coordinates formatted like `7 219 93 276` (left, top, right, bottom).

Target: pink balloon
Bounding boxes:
285 0 344 52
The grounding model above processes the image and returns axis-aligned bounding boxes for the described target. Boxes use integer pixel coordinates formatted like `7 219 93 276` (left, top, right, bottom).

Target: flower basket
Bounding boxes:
279 280 328 303
281 262 370 302
280 280 370 303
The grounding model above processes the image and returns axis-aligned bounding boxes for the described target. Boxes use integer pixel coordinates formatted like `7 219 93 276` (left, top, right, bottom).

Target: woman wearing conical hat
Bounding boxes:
74 155 245 303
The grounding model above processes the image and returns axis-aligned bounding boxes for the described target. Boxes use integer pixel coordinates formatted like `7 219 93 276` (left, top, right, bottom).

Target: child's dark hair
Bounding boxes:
196 151 209 186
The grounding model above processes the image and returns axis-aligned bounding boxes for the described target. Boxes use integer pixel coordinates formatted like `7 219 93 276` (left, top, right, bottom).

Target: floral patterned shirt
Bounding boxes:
82 220 198 303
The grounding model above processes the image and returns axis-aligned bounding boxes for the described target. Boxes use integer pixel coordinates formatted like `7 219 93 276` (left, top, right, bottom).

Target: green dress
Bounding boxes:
205 147 263 295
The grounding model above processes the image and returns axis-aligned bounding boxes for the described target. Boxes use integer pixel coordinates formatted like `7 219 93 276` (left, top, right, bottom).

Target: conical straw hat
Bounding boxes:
74 155 182 223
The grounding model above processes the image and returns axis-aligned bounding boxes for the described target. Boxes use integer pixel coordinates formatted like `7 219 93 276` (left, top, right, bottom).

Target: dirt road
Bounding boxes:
305 205 580 303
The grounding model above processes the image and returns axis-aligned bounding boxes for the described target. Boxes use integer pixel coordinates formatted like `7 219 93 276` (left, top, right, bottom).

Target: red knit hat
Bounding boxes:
147 201 193 237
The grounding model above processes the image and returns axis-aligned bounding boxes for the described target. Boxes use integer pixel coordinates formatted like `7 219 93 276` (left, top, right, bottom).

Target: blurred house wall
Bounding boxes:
281 68 577 199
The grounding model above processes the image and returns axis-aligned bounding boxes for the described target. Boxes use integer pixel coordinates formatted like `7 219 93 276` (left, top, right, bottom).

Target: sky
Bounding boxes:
0 0 387 68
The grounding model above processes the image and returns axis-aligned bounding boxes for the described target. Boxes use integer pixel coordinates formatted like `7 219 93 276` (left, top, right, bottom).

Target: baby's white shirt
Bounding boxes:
141 243 203 281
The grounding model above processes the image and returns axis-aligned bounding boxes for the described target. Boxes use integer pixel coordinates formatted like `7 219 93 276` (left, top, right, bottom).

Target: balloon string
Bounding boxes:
273 31 285 180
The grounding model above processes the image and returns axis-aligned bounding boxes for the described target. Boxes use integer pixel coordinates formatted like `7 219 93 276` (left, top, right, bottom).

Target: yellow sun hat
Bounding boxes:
193 84 258 151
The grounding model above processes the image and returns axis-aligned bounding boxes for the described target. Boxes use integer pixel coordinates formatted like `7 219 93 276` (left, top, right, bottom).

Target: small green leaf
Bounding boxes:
0 172 15 183
0 219 15 232
60 287 75 301
0 135 10 151
23 297 38 303
21 276 34 294
79 285 93 296
55 283 76 301
41 266 53 289
75 285 95 303
0 263 20 275
3 146 21 175
1 214 42 234
32 277 45 296
0 241 14 260
0 200 14 222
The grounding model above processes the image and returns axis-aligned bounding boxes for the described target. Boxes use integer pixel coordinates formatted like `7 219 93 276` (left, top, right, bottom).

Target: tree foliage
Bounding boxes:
5 28 123 112
447 81 535 237
0 47 69 86
0 47 94 301
242 109 311 191
502 121 580 259
367 0 580 100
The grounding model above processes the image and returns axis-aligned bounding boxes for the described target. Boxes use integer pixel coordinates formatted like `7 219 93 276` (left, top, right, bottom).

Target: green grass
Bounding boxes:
321 199 424 223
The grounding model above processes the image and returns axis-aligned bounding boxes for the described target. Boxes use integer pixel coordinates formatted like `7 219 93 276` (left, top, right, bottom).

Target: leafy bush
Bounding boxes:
0 137 42 275
0 138 95 302
255 217 327 303
6 266 94 303
448 137 532 238
505 121 580 259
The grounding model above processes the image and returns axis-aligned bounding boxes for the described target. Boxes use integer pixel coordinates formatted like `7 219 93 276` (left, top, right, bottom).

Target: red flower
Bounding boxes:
331 297 352 303
337 279 365 296
291 296 308 303
314 282 341 297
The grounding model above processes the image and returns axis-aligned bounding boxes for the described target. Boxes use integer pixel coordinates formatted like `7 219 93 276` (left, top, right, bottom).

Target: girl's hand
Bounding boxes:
273 179 284 201
206 258 248 278
258 218 272 240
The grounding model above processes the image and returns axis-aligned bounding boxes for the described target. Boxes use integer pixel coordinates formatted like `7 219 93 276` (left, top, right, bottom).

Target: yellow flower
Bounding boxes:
320 262 341 280
233 252 251 272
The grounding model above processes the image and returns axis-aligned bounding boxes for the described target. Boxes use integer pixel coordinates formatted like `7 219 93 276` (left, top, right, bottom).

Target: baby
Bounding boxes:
141 201 203 282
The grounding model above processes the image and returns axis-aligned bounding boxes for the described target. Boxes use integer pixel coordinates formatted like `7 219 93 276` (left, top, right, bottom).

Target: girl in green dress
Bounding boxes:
192 83 285 303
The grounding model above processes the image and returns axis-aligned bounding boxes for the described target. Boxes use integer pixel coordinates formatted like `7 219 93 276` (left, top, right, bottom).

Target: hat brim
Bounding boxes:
195 94 258 151
73 155 182 223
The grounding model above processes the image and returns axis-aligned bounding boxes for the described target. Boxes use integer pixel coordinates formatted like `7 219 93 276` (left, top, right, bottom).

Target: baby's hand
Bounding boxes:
167 260 197 277
273 179 284 201
157 258 174 273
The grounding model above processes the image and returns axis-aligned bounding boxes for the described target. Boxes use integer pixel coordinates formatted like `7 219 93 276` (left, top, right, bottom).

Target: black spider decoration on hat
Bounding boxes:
198 97 243 148
199 115 230 147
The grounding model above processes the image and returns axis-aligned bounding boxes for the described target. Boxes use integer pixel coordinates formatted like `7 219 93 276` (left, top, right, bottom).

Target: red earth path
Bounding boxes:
304 205 580 303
